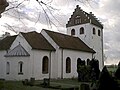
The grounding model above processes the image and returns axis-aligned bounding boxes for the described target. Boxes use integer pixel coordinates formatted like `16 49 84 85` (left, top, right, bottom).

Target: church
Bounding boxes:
0 5 104 80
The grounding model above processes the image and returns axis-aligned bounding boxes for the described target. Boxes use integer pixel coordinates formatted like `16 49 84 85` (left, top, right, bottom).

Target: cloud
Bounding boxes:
95 0 120 64
1 0 120 65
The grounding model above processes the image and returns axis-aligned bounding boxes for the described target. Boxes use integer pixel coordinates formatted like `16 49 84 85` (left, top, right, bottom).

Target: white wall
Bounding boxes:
62 49 93 78
0 51 6 79
31 50 50 80
67 23 104 70
5 57 30 80
41 30 62 79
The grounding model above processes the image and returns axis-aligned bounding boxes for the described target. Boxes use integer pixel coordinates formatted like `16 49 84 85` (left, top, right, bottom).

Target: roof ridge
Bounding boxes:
43 29 78 38
43 29 95 53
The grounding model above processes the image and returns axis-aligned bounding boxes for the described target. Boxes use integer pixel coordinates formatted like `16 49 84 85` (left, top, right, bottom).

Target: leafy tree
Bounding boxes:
97 66 119 90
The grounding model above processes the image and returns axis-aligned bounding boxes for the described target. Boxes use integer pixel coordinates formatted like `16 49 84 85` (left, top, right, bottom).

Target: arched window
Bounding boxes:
80 27 84 34
98 29 101 36
93 28 96 34
87 59 90 65
18 61 23 75
77 58 81 71
6 62 10 74
71 29 75 35
42 56 49 74
66 57 71 73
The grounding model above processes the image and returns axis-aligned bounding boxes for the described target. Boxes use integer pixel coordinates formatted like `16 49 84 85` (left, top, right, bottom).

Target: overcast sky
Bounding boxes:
0 0 120 65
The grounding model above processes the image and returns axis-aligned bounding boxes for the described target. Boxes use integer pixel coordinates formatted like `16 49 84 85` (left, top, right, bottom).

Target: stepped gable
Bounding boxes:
66 5 103 29
44 29 95 53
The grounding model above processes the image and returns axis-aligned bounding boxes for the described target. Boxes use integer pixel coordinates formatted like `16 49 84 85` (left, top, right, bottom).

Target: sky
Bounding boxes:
0 0 120 65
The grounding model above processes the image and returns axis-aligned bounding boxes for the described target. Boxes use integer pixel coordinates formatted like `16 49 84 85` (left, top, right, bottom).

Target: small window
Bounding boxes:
42 56 49 74
93 28 96 34
75 16 81 24
80 27 84 34
71 29 75 35
18 61 23 75
66 57 71 73
6 62 10 74
98 30 101 36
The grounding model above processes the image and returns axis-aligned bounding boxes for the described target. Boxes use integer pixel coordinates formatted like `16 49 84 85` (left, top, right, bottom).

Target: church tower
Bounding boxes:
66 5 104 70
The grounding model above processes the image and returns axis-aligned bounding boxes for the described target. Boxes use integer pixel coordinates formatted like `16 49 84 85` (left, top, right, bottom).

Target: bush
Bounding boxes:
115 62 120 79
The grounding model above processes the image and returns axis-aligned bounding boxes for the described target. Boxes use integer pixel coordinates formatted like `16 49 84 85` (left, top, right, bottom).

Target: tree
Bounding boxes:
0 0 97 34
97 66 119 90
0 0 9 17
115 62 120 79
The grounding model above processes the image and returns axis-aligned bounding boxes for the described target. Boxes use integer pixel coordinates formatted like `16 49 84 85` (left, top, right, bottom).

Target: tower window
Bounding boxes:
71 29 75 35
98 30 101 36
93 28 96 34
80 27 84 34
75 15 81 24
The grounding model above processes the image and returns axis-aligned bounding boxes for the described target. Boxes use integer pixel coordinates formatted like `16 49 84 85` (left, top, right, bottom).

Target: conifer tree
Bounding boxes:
97 66 119 90
115 62 120 79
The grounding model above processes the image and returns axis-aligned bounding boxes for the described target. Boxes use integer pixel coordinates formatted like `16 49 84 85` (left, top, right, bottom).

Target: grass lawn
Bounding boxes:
0 78 88 90
2 80 59 90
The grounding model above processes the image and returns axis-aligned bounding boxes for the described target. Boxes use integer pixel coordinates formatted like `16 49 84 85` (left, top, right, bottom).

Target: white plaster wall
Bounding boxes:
32 50 50 80
62 49 93 78
41 30 62 79
67 23 103 70
5 57 30 80
67 23 92 46
0 51 6 79
10 33 32 53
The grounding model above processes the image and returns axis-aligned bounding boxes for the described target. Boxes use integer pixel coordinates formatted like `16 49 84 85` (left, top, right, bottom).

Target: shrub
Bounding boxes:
97 66 119 90
115 62 120 79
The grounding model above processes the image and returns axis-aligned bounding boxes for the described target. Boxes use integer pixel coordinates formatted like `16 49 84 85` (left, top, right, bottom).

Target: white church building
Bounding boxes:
0 5 104 80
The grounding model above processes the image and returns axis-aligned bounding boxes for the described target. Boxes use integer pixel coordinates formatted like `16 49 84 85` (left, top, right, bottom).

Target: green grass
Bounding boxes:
2 81 59 90
0 79 91 90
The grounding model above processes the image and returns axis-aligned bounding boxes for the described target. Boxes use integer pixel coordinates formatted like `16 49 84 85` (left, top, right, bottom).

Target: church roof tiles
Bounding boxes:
0 30 95 53
5 43 30 57
0 31 55 51
0 35 17 50
21 31 55 51
44 29 95 53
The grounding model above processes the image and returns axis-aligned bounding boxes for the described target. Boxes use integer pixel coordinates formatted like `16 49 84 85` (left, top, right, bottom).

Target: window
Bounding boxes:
71 29 75 35
18 61 23 75
66 57 71 73
98 30 101 36
42 56 49 74
6 62 10 74
77 58 81 69
75 15 81 24
87 59 90 65
93 28 96 34
80 27 84 34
